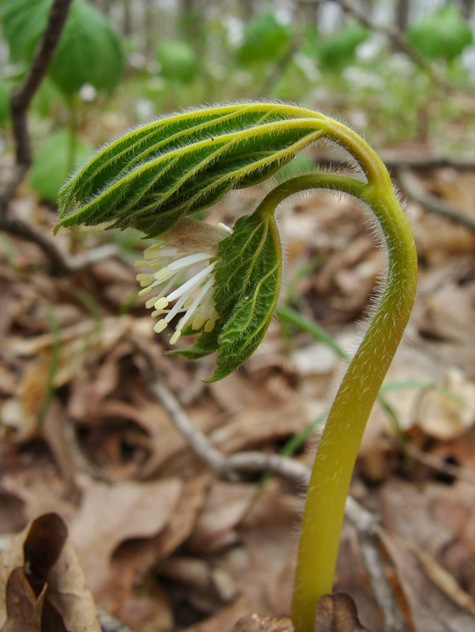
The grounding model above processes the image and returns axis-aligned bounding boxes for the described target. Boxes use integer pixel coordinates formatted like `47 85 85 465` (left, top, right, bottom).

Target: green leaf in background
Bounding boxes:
317 22 369 72
0 0 123 96
49 0 123 95
0 78 10 126
407 5 473 61
157 41 198 84
238 14 292 65
29 131 94 204
55 102 329 237
0 0 51 63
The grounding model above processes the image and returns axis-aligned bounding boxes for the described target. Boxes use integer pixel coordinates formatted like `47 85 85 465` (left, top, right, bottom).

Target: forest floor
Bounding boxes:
1 134 475 631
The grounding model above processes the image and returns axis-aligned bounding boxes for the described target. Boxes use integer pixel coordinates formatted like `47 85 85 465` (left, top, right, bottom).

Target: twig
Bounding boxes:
256 37 302 98
355 525 409 632
312 0 457 93
315 149 475 172
9 0 74 171
0 215 122 274
397 168 475 231
146 376 233 478
406 444 475 486
0 0 123 274
145 369 408 625
0 0 72 220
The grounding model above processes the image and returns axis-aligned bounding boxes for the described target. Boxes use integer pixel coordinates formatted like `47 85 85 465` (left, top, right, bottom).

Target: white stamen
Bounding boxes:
136 220 230 343
168 252 213 271
166 262 216 302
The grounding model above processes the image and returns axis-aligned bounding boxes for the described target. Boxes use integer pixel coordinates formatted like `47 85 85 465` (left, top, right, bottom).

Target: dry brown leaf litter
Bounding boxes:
0 170 474 631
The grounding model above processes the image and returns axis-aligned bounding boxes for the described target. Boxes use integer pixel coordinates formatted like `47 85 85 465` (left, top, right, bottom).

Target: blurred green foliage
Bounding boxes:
0 78 10 126
0 0 123 96
237 14 292 65
0 2 473 202
29 130 93 203
407 5 473 61
157 41 198 84
317 23 370 72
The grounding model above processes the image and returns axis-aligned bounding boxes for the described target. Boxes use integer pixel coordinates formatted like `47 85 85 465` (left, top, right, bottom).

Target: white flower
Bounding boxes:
136 218 231 344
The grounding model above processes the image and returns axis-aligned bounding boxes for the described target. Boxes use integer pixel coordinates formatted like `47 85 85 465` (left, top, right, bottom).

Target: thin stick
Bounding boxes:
141 354 406 628
10 0 74 169
0 0 73 218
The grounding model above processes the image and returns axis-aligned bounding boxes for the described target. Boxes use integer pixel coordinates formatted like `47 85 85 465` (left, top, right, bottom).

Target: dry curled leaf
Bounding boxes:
1 567 44 632
0 513 101 632
232 613 294 632
315 593 370 632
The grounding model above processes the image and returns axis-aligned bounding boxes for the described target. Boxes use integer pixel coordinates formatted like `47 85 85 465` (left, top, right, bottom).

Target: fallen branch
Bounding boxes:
0 215 123 274
315 149 475 172
397 167 475 231
139 351 406 627
0 0 112 274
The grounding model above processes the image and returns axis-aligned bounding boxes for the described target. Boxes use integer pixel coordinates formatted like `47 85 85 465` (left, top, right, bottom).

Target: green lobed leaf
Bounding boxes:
55 102 329 237
170 210 282 381
211 209 282 381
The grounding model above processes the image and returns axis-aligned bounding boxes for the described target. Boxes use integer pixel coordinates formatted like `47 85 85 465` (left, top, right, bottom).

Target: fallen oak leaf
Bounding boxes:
1 567 44 632
68 477 183 602
0 513 101 632
23 513 68 598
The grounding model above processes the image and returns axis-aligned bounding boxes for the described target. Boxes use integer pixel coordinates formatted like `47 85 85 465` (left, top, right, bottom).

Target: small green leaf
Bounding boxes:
211 210 282 381
157 41 198 84
407 5 473 61
238 14 293 66
55 102 328 237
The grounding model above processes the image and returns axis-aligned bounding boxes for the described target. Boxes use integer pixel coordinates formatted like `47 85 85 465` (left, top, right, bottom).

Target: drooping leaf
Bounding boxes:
157 41 198 84
212 211 282 381
55 102 329 237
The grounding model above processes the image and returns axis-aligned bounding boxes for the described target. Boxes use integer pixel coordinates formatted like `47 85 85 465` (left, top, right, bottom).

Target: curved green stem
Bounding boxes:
258 153 417 631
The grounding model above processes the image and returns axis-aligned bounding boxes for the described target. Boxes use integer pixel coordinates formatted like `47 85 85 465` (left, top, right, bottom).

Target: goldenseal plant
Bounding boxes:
55 102 418 632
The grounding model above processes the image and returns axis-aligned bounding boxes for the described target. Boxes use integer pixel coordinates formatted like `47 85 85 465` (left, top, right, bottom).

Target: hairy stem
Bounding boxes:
259 160 417 631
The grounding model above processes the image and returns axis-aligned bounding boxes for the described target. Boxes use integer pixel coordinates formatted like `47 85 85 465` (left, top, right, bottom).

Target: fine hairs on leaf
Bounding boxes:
55 100 418 632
